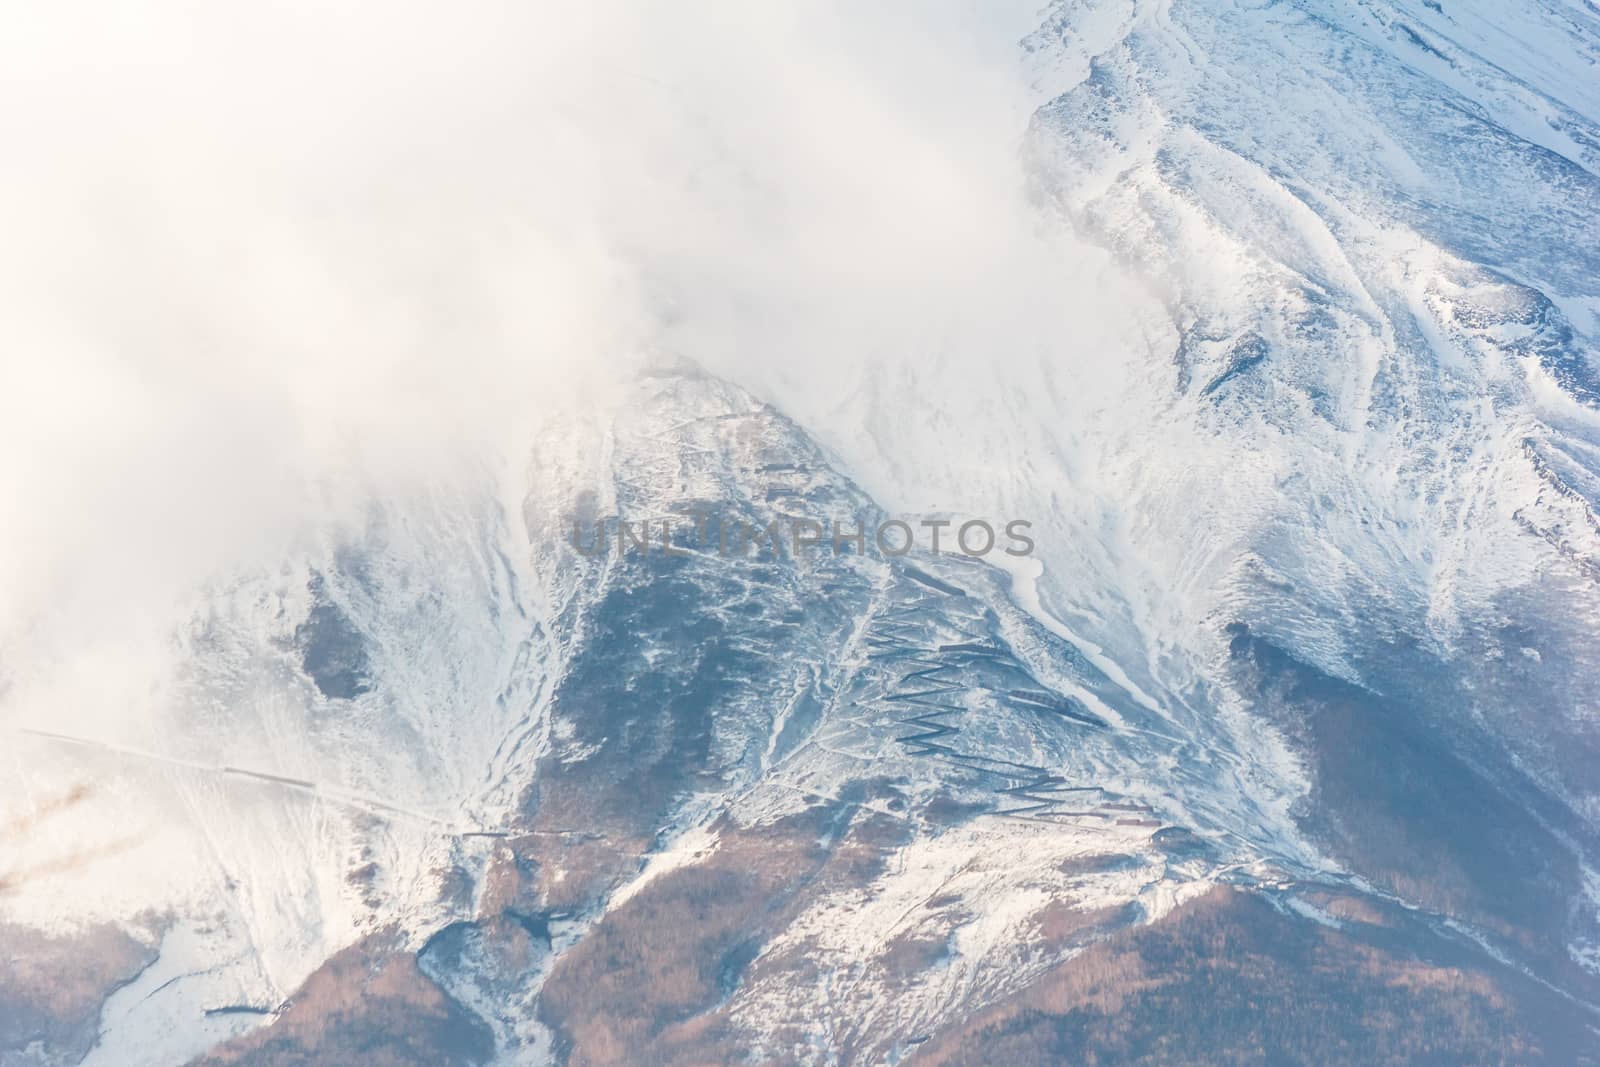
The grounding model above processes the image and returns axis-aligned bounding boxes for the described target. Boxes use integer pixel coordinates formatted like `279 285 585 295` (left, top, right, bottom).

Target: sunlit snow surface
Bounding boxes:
4 0 1600 1062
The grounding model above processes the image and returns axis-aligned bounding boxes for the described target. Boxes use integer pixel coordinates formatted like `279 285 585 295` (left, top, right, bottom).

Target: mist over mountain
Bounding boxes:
3 1 1600 1064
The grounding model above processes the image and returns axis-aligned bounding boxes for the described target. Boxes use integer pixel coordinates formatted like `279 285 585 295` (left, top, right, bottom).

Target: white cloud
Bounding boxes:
0 0 1178 776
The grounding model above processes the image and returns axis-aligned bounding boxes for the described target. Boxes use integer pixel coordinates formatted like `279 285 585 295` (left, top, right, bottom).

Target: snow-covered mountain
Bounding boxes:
4 1 1600 1064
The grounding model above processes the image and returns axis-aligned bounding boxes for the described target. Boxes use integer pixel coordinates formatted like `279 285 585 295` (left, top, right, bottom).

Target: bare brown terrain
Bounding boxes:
190 935 493 1067
910 888 1596 1067
0 921 156 1065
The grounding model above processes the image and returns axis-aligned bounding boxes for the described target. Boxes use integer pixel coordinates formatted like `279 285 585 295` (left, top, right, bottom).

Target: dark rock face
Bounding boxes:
294 574 372 700
1227 622 1600 1005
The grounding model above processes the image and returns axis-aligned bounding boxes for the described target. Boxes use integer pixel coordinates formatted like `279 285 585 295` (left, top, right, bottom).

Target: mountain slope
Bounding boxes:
4 1 1600 1063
